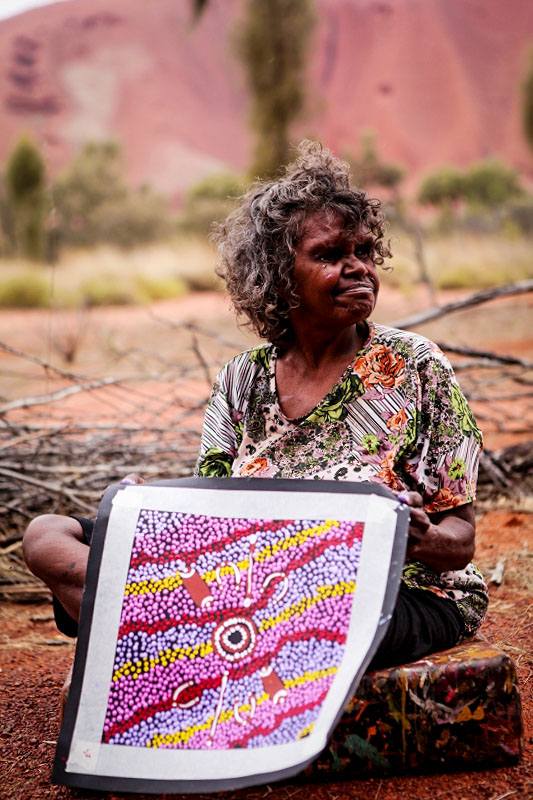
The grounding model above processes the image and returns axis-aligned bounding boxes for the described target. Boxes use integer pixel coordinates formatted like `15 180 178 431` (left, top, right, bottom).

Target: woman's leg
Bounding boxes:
368 583 465 671
23 514 91 625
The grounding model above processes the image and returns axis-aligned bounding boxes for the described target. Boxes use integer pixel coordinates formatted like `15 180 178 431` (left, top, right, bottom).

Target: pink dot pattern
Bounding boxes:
102 510 364 749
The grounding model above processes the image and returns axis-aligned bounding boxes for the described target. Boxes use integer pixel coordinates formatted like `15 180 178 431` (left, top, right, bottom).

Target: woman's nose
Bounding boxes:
342 253 367 273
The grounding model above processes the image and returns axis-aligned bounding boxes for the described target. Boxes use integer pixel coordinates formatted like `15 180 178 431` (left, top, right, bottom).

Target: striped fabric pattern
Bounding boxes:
195 323 488 635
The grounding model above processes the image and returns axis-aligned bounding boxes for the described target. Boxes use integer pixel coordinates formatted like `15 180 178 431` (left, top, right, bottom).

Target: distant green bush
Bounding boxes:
0 272 50 307
135 274 188 301
418 166 465 207
463 159 523 208
178 173 246 235
345 130 405 194
4 135 47 260
80 276 140 307
418 159 523 211
53 141 173 249
503 196 533 234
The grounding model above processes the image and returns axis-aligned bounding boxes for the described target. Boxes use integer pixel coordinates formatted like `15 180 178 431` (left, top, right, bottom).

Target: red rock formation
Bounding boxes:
0 0 531 198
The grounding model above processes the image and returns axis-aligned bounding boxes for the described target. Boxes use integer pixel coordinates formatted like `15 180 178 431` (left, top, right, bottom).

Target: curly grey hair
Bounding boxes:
214 140 391 345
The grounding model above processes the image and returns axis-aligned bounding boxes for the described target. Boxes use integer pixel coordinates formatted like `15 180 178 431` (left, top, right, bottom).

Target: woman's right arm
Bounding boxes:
23 514 89 622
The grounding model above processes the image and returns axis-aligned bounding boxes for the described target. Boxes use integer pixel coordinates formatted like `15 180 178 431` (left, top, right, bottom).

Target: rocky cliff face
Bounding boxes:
0 0 531 198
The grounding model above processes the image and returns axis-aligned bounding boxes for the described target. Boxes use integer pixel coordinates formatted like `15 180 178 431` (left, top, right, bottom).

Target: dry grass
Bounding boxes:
0 231 531 308
388 230 533 291
0 237 223 308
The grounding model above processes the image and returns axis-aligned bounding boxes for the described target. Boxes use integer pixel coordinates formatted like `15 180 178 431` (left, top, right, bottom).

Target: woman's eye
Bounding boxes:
319 249 340 263
355 246 372 259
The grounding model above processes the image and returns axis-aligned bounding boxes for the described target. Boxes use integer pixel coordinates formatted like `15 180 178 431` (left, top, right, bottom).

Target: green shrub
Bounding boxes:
179 172 246 235
418 166 465 207
135 274 188 301
463 159 523 208
0 272 50 307
504 196 533 234
345 130 405 192
80 277 140 307
4 135 47 260
53 141 173 248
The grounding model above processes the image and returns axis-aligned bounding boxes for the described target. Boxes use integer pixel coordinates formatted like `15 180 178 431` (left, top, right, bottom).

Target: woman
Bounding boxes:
24 142 487 668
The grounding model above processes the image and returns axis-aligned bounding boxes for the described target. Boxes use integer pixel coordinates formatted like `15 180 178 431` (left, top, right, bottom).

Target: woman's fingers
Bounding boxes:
407 507 432 538
397 490 424 508
120 472 145 485
397 491 432 543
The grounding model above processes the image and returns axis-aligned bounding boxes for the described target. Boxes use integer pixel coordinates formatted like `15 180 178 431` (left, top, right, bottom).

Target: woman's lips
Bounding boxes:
334 283 375 297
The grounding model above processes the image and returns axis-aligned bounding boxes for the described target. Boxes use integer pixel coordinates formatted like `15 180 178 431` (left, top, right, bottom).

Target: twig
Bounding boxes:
479 451 512 488
0 340 88 382
0 540 22 555
437 342 533 369
189 330 212 387
489 558 506 585
0 377 122 414
0 466 96 513
148 311 244 350
488 790 518 800
392 279 533 329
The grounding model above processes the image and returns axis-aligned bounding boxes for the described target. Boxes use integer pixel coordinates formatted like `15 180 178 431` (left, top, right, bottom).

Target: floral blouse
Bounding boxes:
195 323 488 636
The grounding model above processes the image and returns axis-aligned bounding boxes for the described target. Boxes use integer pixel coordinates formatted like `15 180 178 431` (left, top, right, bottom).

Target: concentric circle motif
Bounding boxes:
212 616 258 663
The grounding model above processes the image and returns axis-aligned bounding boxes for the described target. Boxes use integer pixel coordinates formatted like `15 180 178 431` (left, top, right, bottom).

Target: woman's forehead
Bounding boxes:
299 210 371 245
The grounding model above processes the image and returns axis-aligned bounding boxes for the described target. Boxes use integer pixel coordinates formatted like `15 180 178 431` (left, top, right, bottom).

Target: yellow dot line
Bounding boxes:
298 723 315 739
124 520 340 597
147 666 338 748
112 640 213 682
259 580 356 632
112 582 353 684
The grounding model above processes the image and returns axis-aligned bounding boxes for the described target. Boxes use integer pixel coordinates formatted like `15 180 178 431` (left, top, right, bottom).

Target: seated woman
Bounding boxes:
23 141 488 669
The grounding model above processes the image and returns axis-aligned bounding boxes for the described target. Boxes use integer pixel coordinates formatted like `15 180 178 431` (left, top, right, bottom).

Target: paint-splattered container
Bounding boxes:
310 636 523 775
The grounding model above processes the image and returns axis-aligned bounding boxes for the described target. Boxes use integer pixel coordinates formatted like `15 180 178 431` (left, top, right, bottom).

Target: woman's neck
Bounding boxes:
275 322 368 420
281 322 367 372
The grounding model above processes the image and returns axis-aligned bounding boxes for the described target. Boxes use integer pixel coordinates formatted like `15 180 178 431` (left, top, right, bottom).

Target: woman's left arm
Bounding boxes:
399 491 476 572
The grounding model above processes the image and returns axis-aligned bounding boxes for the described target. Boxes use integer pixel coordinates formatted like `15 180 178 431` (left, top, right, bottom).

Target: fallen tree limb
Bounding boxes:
0 466 96 513
436 342 533 369
392 280 533 329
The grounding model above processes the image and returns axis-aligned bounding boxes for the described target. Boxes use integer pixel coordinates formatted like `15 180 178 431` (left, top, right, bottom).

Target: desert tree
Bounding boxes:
193 0 315 180
522 44 533 159
5 134 47 260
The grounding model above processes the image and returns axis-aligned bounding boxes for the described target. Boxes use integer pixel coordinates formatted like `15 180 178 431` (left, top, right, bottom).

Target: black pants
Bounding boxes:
368 582 464 670
55 517 465 669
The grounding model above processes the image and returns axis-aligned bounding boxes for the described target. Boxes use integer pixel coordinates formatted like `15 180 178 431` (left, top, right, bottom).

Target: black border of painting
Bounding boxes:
52 478 409 793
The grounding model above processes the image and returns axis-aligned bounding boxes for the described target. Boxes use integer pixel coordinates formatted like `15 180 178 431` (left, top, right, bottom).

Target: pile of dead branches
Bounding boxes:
1 282 532 601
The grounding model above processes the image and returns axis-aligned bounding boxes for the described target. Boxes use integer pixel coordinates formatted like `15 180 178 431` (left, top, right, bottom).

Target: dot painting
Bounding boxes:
102 510 364 750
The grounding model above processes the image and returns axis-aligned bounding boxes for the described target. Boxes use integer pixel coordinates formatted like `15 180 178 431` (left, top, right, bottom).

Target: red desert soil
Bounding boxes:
1 510 532 800
1 289 532 798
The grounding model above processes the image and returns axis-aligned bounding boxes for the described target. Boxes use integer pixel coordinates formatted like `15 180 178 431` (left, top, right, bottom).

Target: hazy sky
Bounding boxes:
0 0 72 21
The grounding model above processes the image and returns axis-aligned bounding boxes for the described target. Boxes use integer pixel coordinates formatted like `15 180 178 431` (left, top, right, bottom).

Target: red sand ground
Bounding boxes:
1 289 532 798
1 510 532 800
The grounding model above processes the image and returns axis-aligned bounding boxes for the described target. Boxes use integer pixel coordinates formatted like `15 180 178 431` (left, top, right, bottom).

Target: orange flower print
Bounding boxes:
241 458 268 476
377 450 401 490
426 487 463 513
354 344 406 392
386 408 407 432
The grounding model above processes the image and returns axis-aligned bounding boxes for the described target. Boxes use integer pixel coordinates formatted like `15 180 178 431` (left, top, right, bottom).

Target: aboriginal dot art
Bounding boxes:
102 510 364 750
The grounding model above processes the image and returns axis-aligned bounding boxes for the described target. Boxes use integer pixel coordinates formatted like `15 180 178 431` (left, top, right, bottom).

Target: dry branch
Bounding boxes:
0 282 531 601
435 342 533 369
391 280 533 329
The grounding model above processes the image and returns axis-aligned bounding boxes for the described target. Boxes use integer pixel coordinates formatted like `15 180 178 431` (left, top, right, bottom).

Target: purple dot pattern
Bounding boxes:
101 510 364 749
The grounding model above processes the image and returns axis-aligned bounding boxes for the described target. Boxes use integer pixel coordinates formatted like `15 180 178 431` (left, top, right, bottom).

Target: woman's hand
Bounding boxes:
120 472 145 485
397 491 476 572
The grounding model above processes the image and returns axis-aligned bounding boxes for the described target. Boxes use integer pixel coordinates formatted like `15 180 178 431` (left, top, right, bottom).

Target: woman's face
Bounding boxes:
290 210 380 334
